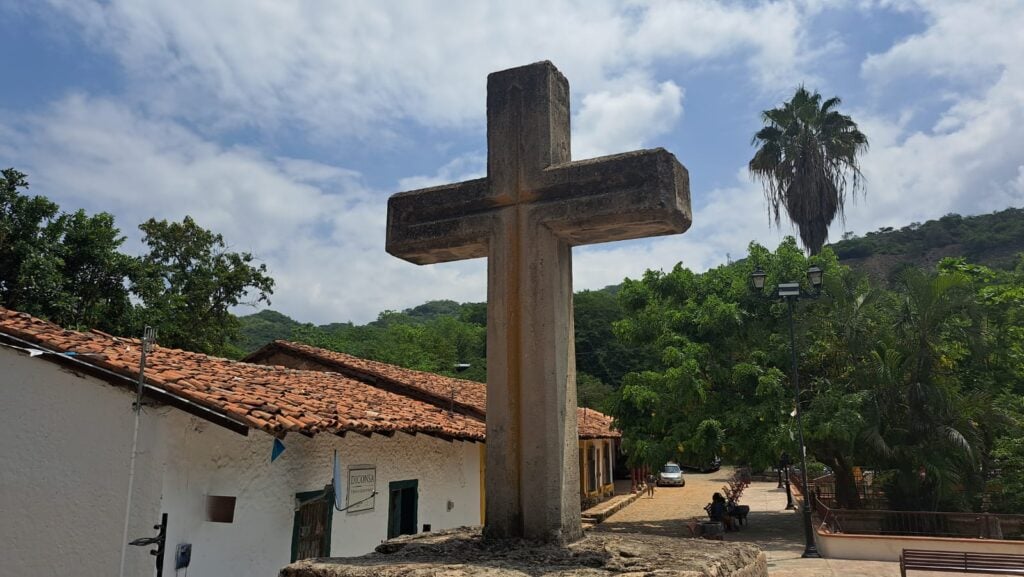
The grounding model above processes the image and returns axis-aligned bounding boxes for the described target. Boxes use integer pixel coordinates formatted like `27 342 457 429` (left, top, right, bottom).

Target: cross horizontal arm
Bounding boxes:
534 148 691 247
386 148 690 264
386 177 492 265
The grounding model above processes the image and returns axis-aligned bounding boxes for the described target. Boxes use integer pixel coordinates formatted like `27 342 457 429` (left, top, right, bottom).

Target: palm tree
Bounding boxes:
749 87 869 255
861 269 983 511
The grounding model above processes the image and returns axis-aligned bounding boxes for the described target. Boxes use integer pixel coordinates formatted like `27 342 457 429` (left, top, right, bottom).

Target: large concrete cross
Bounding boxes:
386 61 691 543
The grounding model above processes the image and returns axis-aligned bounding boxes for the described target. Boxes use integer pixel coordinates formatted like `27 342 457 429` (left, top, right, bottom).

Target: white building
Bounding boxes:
0 309 483 577
245 340 622 509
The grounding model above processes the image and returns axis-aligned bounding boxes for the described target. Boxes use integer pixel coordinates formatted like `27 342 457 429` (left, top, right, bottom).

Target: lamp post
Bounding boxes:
752 265 822 559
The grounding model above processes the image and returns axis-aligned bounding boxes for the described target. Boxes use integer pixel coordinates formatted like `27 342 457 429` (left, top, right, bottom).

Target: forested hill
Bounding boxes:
235 288 632 410
831 207 1024 278
236 207 1022 408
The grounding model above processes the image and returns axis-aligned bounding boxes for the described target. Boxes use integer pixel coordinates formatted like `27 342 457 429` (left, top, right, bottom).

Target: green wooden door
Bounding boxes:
387 480 418 539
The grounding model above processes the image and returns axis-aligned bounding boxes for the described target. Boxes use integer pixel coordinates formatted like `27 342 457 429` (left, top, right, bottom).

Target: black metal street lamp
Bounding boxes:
752 265 822 559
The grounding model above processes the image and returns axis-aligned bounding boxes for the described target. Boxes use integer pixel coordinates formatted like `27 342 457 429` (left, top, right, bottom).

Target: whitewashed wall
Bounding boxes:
0 348 165 577
157 413 482 575
1 347 483 577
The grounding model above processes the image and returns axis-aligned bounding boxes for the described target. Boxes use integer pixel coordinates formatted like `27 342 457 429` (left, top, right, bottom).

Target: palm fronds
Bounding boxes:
750 86 869 254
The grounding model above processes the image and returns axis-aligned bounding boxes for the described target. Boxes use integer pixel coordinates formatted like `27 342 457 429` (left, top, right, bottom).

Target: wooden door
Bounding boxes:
291 490 332 561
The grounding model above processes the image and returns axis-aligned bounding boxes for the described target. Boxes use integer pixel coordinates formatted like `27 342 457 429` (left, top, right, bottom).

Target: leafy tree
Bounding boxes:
577 372 614 411
750 87 869 255
131 216 274 356
291 307 488 382
610 237 1024 513
575 288 648 387
41 210 135 331
609 239 823 470
0 169 134 331
989 400 1024 513
0 168 61 308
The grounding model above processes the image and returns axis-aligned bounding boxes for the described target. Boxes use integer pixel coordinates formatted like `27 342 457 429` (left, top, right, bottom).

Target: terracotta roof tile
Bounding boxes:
0 308 484 442
256 340 620 440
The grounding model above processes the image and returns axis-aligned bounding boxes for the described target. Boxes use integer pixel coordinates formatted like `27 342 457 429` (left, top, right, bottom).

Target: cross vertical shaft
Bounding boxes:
482 63 581 542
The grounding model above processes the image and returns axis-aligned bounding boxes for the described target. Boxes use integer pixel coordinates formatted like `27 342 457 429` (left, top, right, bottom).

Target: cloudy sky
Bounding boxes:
2 1 1022 324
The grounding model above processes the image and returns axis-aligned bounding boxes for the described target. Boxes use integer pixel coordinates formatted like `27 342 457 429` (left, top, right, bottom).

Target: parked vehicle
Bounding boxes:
657 462 686 486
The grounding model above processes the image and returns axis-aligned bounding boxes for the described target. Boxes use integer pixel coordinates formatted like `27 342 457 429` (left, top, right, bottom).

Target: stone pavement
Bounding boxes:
594 467 957 576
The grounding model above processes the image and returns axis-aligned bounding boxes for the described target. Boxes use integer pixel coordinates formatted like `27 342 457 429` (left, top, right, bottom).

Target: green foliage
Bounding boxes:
577 372 614 411
290 302 488 382
235 288 639 392
0 169 135 332
750 87 868 255
989 428 1024 513
575 287 648 387
233 309 302 353
609 237 825 469
130 216 274 356
0 168 275 355
610 237 1024 512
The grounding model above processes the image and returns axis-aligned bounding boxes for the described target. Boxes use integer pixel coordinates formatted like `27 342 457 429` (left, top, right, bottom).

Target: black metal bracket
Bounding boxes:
129 513 167 577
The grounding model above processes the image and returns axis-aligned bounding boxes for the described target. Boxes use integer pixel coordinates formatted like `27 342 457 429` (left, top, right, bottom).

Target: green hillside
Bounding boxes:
233 309 302 353
832 207 1024 278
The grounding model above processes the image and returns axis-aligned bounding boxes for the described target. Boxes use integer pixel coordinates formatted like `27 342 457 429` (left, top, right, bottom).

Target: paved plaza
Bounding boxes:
594 467 960 576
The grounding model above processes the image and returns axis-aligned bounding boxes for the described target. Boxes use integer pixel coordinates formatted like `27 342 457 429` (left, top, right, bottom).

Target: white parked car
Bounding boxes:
657 462 686 487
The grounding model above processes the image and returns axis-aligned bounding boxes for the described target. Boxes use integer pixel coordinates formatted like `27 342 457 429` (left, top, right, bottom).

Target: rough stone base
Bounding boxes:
280 527 767 577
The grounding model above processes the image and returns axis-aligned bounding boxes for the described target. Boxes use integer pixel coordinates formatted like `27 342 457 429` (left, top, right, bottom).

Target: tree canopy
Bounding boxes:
608 238 1024 513
0 168 275 356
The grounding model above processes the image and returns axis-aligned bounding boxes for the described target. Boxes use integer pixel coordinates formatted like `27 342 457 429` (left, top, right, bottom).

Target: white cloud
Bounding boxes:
572 78 683 160
839 0 1024 235
627 0 830 90
862 1 1023 86
397 153 485 191
39 0 826 137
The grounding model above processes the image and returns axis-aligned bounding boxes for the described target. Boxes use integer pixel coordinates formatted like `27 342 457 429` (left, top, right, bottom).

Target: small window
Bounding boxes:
206 495 236 523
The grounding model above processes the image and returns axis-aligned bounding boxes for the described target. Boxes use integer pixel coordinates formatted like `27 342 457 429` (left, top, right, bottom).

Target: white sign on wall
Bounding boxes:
347 465 376 513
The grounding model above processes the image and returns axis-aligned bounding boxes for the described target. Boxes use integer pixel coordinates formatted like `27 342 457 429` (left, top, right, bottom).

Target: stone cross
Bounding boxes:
386 61 691 543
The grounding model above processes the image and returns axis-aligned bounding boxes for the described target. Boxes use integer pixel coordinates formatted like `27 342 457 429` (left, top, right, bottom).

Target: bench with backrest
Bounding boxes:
900 549 1024 576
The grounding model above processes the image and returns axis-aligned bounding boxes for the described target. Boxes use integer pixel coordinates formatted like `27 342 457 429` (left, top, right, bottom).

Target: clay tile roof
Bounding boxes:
252 340 620 440
576 406 620 440
0 308 484 442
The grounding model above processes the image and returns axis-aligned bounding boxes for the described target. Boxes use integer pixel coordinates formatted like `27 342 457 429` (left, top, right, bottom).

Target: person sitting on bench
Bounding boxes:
709 492 738 531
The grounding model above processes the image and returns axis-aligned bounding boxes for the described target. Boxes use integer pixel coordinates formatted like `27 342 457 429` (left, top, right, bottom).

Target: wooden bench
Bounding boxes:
900 549 1024 576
